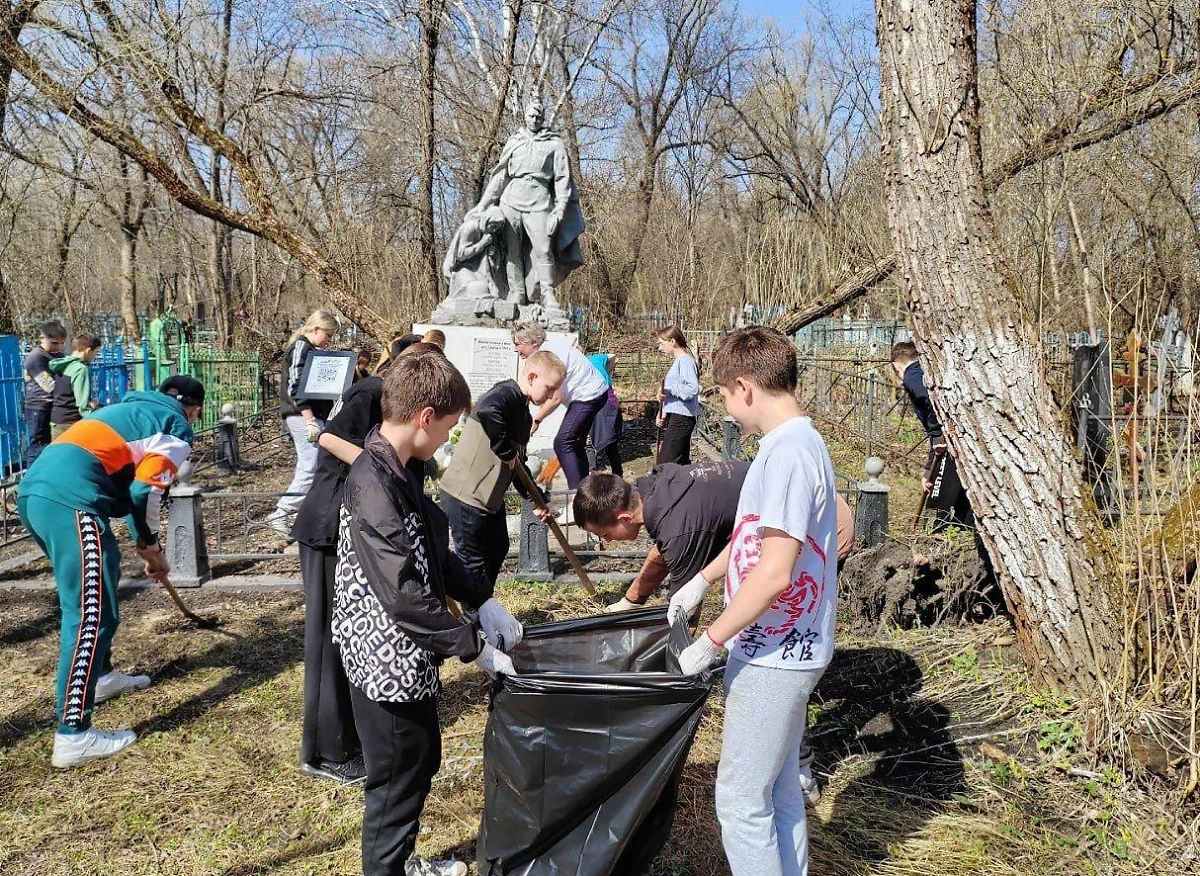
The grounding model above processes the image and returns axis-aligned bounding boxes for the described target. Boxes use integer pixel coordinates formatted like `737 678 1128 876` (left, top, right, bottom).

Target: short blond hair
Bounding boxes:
525 350 565 381
421 329 447 349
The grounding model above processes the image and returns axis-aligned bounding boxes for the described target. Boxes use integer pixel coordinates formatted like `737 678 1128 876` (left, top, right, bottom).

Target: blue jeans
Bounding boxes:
554 394 609 488
24 405 52 468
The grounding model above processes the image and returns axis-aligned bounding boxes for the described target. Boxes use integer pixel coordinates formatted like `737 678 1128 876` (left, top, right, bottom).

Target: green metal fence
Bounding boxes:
181 343 265 431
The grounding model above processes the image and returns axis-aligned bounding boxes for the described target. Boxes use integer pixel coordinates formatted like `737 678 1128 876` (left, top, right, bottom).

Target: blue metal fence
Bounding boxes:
0 335 24 474
0 334 204 477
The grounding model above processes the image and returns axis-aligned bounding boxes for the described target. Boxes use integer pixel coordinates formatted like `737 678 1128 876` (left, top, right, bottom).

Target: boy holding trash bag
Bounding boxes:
332 353 521 876
670 326 839 876
574 461 852 806
438 350 565 600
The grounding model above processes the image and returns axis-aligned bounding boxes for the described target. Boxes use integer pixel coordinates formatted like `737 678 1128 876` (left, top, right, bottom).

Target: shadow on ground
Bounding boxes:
812 646 965 866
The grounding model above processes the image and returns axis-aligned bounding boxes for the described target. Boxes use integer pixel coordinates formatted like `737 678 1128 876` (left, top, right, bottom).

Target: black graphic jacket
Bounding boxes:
332 428 487 702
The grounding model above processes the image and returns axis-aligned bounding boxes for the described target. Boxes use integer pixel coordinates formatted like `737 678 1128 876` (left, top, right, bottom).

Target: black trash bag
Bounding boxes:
477 605 722 876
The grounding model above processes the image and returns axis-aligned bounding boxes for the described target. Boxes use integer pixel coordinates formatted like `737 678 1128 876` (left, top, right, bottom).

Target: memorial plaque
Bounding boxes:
469 336 517 399
297 349 357 400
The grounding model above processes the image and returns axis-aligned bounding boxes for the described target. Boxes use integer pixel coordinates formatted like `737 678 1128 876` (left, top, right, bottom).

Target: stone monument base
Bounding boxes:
428 294 568 331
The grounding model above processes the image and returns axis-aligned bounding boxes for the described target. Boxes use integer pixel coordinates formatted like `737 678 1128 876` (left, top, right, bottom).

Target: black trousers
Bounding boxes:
656 413 695 466
593 442 623 476
350 687 441 876
300 543 361 765
440 490 507 596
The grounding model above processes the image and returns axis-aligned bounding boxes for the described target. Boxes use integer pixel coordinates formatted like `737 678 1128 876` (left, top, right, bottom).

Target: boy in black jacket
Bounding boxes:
437 350 565 605
333 353 518 876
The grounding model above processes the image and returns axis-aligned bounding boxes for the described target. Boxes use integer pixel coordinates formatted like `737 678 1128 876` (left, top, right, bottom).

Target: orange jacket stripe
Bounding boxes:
55 420 134 475
134 454 178 486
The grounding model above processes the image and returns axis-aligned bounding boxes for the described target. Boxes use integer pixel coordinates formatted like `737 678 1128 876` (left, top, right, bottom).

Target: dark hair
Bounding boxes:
158 375 206 406
381 350 470 423
656 325 689 351
389 333 424 359
41 320 67 341
890 341 919 364
73 332 102 352
572 473 636 530
712 326 797 393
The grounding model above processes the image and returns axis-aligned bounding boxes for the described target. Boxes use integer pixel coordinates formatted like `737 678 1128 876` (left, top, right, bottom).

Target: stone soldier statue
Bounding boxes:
476 98 585 326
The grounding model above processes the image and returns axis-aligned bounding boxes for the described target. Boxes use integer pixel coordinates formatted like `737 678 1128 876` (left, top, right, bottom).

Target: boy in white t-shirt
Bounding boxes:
670 325 838 876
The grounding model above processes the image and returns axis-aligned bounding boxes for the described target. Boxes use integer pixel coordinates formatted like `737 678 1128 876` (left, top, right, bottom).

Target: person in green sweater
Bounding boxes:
48 333 102 438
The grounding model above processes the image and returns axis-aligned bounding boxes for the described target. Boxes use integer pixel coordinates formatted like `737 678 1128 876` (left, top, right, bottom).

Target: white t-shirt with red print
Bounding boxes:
723 416 839 671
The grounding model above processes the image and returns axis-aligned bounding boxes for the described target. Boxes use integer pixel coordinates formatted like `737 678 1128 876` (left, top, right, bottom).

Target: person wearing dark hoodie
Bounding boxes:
573 460 855 807
49 333 102 438
292 338 440 785
17 376 203 768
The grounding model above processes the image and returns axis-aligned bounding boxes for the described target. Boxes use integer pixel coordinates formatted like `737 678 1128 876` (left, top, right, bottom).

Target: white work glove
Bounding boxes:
305 421 320 443
667 573 711 626
678 630 723 676
479 598 524 651
475 642 516 677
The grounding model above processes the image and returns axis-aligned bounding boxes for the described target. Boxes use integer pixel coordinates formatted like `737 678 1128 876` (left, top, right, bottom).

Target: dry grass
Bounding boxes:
1 581 1195 876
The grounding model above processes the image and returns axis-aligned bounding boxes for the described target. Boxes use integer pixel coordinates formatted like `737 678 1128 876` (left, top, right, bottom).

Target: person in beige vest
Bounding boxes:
438 351 565 597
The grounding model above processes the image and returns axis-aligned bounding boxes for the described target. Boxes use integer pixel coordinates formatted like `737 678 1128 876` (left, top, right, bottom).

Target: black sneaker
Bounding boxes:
300 756 366 785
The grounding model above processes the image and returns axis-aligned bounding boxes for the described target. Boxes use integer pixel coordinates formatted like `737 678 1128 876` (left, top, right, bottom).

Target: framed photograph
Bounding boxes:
297 350 357 401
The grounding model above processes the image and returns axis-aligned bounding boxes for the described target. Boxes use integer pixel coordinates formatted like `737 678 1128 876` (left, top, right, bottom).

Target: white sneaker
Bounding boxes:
799 769 822 806
51 728 137 768
605 597 642 613
94 670 152 704
555 506 573 526
406 856 467 876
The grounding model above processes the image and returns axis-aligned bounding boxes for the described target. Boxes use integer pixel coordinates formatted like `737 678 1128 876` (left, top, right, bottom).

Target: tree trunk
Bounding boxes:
210 0 235 349
119 224 139 341
0 3 36 336
469 0 523 202
877 0 1121 694
418 0 444 309
613 152 659 319
559 84 615 324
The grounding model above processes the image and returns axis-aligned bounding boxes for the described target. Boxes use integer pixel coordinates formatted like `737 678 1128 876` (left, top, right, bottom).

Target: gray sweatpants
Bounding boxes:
277 414 323 514
715 658 825 876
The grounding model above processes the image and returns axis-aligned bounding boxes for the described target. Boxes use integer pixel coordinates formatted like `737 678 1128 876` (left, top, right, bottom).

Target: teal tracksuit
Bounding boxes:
18 391 194 734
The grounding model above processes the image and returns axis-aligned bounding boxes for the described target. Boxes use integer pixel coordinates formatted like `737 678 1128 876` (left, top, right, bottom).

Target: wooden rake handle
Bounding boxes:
512 461 598 598
159 576 220 628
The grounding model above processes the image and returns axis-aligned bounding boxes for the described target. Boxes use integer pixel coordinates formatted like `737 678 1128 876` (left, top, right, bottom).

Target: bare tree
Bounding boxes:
0 1 392 339
877 0 1121 692
596 0 734 319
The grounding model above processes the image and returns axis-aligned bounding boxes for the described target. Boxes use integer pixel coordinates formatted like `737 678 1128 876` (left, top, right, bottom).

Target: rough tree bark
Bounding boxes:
418 0 446 307
209 0 235 349
877 0 1120 693
0 1 37 336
